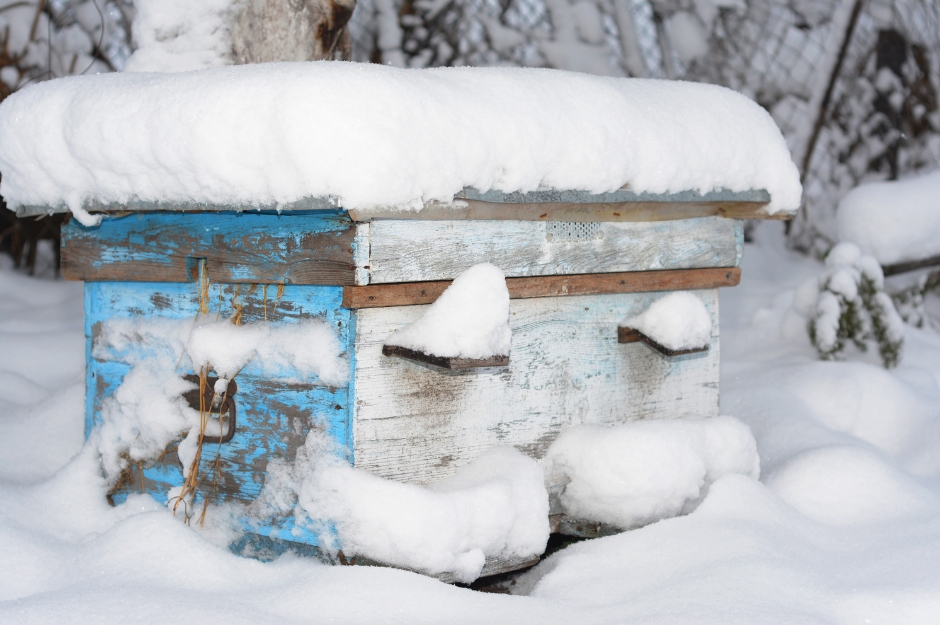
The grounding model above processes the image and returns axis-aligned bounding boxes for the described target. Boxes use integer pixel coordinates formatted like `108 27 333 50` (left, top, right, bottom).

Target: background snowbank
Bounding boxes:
0 63 801 215
837 170 940 266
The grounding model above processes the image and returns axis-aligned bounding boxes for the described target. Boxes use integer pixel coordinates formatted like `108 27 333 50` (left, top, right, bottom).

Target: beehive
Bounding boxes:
58 186 776 574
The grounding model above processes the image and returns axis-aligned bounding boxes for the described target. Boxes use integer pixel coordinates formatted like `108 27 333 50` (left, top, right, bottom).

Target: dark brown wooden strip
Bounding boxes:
617 326 709 356
344 267 741 308
882 254 940 277
617 327 643 344
381 344 510 370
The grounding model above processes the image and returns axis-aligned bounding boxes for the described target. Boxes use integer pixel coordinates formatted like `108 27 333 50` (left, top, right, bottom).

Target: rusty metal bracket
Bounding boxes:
182 374 238 443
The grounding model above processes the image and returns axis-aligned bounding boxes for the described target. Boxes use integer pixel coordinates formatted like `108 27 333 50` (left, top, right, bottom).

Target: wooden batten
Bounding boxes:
343 267 740 309
382 345 510 370
349 199 776 222
617 327 709 357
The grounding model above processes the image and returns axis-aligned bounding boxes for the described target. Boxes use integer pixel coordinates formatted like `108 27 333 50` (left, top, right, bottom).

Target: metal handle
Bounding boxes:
182 374 238 443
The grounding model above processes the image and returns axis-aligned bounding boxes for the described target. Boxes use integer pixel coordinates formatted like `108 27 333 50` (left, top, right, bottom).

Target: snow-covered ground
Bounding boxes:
3 222 940 624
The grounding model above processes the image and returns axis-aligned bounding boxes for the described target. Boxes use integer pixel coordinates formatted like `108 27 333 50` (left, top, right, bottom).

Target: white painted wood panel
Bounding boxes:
365 216 741 284
352 290 720 485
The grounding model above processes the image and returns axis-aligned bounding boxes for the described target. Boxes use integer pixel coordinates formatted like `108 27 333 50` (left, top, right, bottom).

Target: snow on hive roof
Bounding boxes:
0 62 802 219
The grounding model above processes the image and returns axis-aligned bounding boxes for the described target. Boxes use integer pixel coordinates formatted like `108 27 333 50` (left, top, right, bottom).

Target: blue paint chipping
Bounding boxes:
83 211 358 553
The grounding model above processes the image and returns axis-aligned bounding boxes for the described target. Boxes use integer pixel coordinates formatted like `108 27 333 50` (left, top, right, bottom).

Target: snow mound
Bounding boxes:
261 435 549 583
781 361 940 477
385 263 511 359
837 170 940 266
621 292 712 351
766 446 937 525
0 63 801 215
543 417 760 529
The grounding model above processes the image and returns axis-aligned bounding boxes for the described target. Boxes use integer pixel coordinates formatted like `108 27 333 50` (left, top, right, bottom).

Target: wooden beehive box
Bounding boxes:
56 187 773 573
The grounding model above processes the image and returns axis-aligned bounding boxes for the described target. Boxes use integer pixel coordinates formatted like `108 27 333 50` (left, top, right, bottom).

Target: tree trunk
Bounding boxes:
232 0 356 63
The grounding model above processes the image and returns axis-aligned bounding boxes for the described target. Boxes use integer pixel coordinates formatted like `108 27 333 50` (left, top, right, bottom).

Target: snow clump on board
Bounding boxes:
837 170 940 266
543 417 760 529
0 63 802 218
620 292 712 351
254 433 549 583
384 263 511 359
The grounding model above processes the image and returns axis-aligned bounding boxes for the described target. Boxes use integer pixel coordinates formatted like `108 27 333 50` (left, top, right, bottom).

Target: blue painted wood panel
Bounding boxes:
63 211 359 284
86 278 354 549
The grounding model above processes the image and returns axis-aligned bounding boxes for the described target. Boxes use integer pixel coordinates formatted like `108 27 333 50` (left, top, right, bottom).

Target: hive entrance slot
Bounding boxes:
382 344 510 370
617 326 709 357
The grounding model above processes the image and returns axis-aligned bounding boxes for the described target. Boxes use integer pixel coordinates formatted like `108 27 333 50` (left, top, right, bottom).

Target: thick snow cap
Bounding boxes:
385 263 512 360
0 63 801 216
622 292 712 352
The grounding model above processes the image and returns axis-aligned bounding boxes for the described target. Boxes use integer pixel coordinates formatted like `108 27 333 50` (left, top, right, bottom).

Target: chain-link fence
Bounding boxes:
349 0 940 255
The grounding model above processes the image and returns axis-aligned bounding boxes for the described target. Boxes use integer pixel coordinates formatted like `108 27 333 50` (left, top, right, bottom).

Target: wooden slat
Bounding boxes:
366 216 742 284
882 254 940 277
18 187 778 221
381 345 510 370
617 327 709 357
343 267 741 308
350 199 776 223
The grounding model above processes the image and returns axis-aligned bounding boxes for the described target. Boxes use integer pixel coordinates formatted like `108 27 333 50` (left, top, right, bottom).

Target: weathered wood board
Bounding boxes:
366 216 742 284
63 211 359 285
18 187 773 220
352 290 720 485
344 267 740 308
61 212 743 288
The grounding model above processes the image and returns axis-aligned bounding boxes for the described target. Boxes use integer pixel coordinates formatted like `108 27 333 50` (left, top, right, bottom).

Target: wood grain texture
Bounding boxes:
63 211 358 285
351 199 776 223
366 216 741 284
343 267 740 308
352 290 720 485
382 345 510 369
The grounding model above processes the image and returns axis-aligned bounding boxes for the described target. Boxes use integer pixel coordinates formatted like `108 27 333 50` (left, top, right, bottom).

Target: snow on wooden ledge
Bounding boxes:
0 63 801 220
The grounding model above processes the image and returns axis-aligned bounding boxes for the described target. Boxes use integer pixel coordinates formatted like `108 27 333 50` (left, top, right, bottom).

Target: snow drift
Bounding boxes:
543 417 760 529
255 434 550 583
